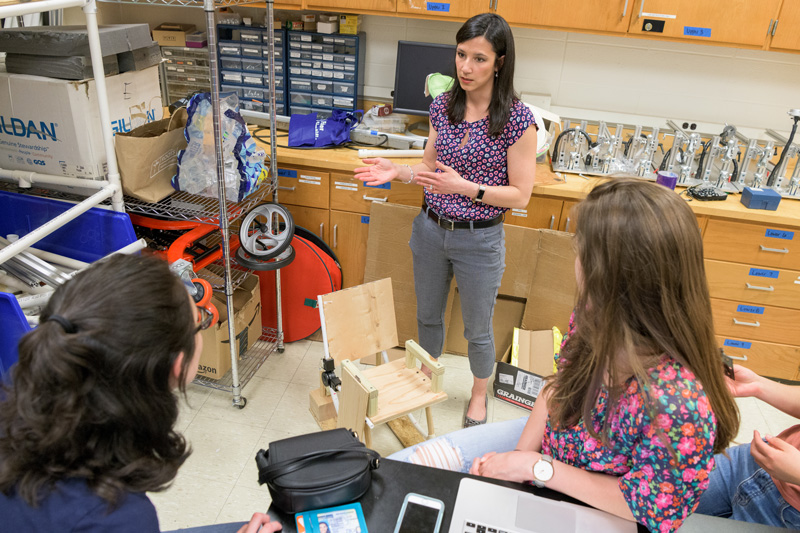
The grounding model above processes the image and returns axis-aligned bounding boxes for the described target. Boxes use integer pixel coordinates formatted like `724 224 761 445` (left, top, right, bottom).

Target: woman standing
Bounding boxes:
355 13 538 426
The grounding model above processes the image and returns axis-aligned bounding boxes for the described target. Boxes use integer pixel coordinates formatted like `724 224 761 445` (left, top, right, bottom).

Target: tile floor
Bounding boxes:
150 339 799 530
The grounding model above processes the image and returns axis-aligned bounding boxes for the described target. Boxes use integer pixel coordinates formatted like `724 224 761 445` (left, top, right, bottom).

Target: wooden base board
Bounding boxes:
309 387 337 430
388 416 426 448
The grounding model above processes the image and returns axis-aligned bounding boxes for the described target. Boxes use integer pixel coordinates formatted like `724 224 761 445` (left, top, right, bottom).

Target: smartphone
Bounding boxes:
393 493 445 533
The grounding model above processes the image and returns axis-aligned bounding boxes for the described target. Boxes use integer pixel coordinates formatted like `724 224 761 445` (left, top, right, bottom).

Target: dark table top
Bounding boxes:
267 458 789 533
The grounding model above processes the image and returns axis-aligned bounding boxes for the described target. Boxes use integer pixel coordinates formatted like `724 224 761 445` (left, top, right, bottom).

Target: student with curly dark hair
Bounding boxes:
0 254 280 533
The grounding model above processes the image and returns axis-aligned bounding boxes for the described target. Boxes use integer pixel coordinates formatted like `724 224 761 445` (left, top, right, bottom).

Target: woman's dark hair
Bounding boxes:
544 179 739 455
0 253 197 507
447 12 518 137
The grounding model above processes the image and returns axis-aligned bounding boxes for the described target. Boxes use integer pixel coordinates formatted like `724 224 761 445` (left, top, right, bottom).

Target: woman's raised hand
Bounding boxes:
415 161 471 196
354 157 398 186
727 364 762 398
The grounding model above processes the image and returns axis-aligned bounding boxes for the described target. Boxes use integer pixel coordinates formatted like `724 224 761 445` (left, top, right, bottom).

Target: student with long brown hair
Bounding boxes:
0 254 280 533
391 179 740 533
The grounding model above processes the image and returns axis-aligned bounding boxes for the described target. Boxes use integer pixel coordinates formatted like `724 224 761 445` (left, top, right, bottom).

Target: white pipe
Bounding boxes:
0 169 110 190
16 292 53 310
0 184 118 266
0 237 89 271
26 315 40 327
357 149 425 159
105 238 147 257
0 0 86 18
0 273 53 295
83 0 125 213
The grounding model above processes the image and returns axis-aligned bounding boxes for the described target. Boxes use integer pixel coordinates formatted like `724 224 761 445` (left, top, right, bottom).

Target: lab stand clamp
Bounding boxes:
550 110 800 202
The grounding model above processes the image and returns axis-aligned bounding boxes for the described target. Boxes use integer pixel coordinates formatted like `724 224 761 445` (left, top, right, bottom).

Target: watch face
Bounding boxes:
533 460 554 482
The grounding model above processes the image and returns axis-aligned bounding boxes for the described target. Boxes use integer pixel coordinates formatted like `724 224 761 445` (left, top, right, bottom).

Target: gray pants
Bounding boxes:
409 209 506 379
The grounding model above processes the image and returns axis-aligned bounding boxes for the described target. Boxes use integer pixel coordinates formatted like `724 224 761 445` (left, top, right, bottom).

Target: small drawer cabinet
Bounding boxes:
216 24 287 116
704 219 800 380
160 46 212 104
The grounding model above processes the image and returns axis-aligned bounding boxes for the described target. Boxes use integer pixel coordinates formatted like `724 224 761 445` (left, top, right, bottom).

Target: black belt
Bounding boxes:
422 201 504 231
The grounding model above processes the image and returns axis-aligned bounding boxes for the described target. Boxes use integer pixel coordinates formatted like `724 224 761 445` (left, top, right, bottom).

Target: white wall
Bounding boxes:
72 6 800 133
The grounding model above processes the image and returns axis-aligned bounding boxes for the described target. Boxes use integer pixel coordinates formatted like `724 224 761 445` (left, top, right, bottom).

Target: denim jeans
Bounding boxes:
163 523 247 533
409 209 506 380
389 416 528 472
695 443 800 529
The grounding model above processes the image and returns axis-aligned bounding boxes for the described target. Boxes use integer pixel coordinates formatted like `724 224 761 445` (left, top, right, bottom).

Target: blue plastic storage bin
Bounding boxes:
0 190 137 376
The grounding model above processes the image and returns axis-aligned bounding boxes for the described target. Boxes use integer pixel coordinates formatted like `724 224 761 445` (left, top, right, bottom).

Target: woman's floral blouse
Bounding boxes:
543 312 717 533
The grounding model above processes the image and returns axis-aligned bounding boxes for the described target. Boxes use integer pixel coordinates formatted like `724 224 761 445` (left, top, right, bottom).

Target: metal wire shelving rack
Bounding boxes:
97 0 286 408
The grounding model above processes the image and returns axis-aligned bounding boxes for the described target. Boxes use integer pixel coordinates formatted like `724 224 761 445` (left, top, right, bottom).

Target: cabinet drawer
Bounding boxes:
505 196 563 230
704 219 800 270
276 167 329 209
717 336 800 381
706 259 800 310
330 173 422 215
711 298 800 346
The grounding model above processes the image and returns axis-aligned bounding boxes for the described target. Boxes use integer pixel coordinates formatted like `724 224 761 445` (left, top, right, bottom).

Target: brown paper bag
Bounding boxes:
116 108 188 203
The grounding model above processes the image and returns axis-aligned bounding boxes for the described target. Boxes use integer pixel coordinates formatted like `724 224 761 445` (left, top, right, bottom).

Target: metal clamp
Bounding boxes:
745 282 774 292
733 318 760 327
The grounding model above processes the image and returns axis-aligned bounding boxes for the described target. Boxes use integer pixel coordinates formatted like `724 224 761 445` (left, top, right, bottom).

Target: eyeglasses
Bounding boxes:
195 306 215 334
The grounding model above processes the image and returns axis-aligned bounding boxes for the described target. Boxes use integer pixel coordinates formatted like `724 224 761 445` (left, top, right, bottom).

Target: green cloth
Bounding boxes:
426 73 454 99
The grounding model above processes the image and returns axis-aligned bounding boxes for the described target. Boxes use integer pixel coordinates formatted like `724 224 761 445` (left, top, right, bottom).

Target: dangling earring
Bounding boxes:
495 71 498 78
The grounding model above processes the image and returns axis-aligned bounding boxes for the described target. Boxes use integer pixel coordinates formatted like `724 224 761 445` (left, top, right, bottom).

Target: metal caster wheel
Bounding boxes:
239 203 294 259
233 397 247 409
277 347 285 354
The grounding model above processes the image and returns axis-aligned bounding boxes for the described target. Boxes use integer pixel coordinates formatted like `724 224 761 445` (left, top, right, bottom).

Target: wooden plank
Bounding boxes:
319 278 399 365
388 416 426 448
337 360 377 441
405 339 445 393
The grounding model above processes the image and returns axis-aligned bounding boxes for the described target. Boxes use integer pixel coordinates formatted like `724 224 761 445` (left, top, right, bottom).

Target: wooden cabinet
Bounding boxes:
330 173 421 215
557 200 578 233
330 210 371 288
304 0 396 14
495 0 632 33
703 217 800 380
627 0 781 47
397 0 486 20
276 166 330 210
505 196 565 230
284 204 330 243
769 0 800 51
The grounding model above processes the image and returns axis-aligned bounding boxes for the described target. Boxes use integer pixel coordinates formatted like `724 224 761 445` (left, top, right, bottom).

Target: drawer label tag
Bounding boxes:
427 2 450 11
299 179 320 186
736 304 764 315
765 228 794 240
361 216 370 224
278 168 297 178
724 339 751 350
684 26 711 37
749 268 779 279
366 182 390 190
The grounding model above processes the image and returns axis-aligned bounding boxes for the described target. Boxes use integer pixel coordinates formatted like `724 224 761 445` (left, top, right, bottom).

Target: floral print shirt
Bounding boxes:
542 313 717 533
425 93 536 221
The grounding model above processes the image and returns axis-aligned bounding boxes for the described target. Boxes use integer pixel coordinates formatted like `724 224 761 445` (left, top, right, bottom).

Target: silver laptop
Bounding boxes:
449 478 638 533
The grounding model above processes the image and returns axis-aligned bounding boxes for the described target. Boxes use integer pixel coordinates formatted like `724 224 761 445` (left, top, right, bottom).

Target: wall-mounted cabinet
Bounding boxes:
304 0 396 14
768 0 800 51
396 0 486 21
494 0 632 33
627 0 781 47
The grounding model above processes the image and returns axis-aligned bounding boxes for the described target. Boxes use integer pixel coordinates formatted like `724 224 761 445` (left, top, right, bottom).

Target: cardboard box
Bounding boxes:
493 328 558 410
0 65 163 180
0 24 152 57
445 290 526 361
152 23 196 47
339 14 360 35
317 22 339 34
197 274 263 379
364 202 577 354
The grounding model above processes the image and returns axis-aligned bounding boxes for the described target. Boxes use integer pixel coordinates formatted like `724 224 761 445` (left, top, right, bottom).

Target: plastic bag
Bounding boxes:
287 109 361 148
173 92 266 202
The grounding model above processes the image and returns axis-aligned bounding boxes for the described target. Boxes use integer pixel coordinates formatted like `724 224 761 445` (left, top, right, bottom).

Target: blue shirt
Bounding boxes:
0 478 160 532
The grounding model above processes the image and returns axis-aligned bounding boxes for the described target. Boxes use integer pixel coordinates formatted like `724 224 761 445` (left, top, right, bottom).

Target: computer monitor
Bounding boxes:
392 40 457 117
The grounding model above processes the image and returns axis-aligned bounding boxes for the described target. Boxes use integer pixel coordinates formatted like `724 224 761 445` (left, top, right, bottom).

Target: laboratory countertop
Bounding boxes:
252 131 800 229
